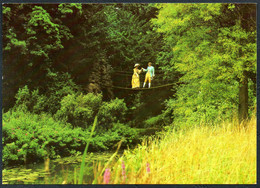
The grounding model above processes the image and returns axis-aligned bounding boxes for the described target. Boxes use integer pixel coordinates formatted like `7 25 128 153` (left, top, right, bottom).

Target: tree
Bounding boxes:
3 3 176 128
152 3 256 125
2 4 79 110
104 4 162 71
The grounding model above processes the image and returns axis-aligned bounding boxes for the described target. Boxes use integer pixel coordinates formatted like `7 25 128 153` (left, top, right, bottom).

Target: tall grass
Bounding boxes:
93 116 256 184
92 139 124 184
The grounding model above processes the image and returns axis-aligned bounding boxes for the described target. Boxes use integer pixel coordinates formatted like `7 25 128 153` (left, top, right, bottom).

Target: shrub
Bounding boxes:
14 85 47 114
3 91 137 166
55 94 127 130
90 123 140 150
2 110 88 166
44 70 80 114
144 114 165 128
111 122 140 143
98 98 128 130
55 93 103 128
13 71 80 116
2 109 142 166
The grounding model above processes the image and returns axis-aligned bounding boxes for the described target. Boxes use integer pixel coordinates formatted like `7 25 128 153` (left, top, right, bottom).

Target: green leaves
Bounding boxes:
105 4 161 69
2 109 92 165
98 98 128 129
152 3 256 126
2 108 141 167
55 92 127 130
58 4 82 15
55 93 103 128
14 85 47 114
3 4 73 61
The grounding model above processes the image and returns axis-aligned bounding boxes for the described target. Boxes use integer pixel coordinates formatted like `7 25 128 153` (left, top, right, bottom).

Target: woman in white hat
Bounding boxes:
131 63 143 88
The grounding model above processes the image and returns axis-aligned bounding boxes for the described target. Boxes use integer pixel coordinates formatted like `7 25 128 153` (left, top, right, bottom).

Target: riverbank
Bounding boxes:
3 117 256 184
3 109 162 168
2 127 161 184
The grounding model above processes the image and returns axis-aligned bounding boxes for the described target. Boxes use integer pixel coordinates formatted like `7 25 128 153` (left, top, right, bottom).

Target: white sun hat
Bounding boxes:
134 63 140 68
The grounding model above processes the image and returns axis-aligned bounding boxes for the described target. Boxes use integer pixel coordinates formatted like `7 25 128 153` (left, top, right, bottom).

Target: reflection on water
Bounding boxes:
3 152 118 184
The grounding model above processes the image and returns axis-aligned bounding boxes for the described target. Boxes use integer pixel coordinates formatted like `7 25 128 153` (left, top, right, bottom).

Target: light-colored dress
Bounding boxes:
131 68 142 88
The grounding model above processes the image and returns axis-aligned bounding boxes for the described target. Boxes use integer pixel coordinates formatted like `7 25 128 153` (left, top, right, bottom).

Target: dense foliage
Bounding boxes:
3 110 83 166
2 3 256 168
152 3 256 126
3 3 166 123
2 109 140 166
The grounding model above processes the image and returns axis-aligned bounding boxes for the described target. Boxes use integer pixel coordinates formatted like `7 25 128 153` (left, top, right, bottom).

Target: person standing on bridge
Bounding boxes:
131 64 143 89
143 62 155 88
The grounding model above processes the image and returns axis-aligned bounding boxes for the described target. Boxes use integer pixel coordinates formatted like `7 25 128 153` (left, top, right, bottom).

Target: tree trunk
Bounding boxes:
238 72 248 123
87 58 114 99
237 10 249 124
44 146 50 172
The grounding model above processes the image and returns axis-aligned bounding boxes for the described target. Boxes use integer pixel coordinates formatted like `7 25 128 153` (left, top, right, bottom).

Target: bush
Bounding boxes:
55 93 103 128
2 109 142 166
144 114 165 128
14 85 47 114
56 94 127 130
167 81 240 127
111 122 140 143
3 89 139 166
44 70 80 114
90 123 141 150
98 98 128 130
2 110 88 166
13 71 80 116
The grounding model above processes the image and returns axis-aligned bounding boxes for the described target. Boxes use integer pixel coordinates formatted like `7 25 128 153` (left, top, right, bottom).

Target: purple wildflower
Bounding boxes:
103 168 111 184
122 161 126 182
146 162 150 173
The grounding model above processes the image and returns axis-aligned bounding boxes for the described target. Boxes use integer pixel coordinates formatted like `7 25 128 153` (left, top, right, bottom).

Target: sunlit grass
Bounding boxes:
93 116 256 184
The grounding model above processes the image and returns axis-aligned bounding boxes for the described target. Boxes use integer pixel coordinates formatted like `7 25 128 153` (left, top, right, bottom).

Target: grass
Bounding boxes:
93 116 256 184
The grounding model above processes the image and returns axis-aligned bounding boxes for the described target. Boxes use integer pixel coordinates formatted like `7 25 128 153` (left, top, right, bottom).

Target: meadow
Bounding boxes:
93 116 256 184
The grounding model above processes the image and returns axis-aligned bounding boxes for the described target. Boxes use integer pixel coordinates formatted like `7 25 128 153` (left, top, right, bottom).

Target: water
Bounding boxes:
2 128 161 184
2 151 119 184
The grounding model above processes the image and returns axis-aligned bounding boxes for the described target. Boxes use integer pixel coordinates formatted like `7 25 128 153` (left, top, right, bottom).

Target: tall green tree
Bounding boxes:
3 3 174 127
3 4 80 110
50 4 114 99
152 3 256 125
104 4 161 71
103 4 172 126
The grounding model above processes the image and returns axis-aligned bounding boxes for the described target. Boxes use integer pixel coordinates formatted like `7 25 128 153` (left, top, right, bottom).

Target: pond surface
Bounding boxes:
3 151 121 184
2 128 161 184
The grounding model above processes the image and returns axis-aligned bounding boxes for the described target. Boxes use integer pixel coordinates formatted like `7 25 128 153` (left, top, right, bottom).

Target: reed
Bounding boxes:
78 116 98 184
92 139 124 184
